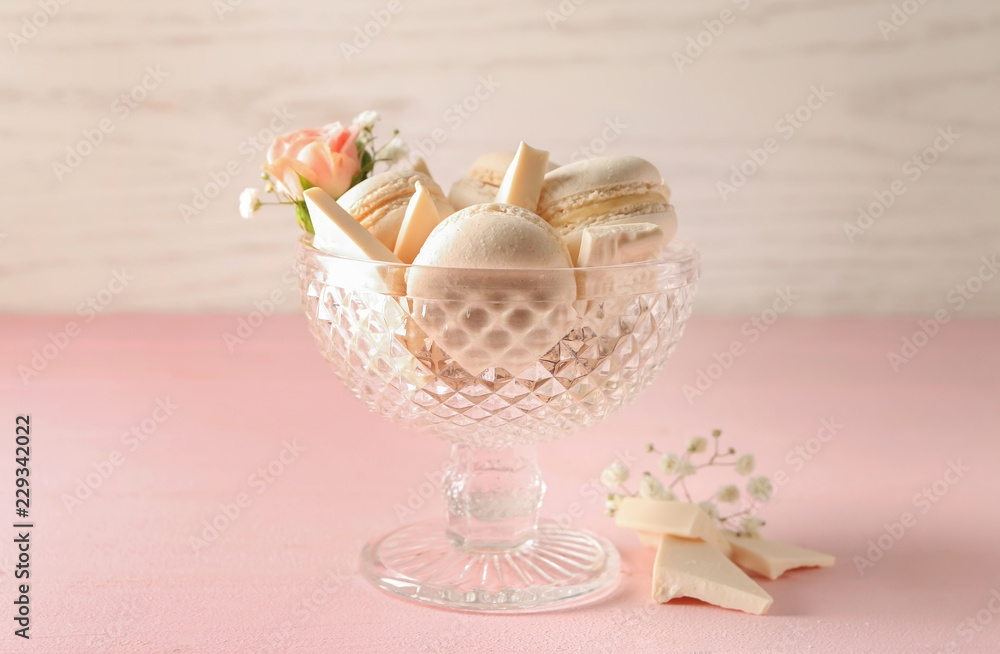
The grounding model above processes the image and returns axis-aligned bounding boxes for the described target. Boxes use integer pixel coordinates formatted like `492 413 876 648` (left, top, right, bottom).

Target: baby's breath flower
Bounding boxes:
678 461 697 477
380 136 409 162
605 493 624 516
601 462 629 488
698 501 718 520
659 453 681 475
639 473 674 501
735 453 756 476
352 110 379 130
747 476 773 502
239 188 261 219
741 516 765 538
687 436 708 453
716 484 740 503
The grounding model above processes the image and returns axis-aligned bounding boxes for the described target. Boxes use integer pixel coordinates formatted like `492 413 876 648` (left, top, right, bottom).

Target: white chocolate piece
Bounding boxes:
393 182 442 264
653 535 773 615
495 142 549 213
411 155 431 177
304 188 402 264
577 222 664 267
614 499 732 556
723 532 835 580
562 205 677 264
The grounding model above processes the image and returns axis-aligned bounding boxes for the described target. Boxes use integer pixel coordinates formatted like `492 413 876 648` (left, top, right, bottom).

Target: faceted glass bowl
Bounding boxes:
296 235 699 611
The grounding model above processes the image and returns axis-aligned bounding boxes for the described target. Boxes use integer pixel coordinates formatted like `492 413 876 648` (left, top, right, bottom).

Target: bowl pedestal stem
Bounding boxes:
360 442 620 611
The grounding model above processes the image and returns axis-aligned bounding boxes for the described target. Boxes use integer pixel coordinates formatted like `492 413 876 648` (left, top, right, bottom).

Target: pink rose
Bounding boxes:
264 123 361 200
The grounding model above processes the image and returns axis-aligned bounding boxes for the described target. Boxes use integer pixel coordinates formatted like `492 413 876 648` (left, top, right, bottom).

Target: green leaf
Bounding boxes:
297 173 315 192
295 201 314 234
350 148 375 188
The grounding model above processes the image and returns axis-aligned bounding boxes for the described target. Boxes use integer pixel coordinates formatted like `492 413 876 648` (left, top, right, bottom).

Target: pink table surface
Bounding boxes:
1 314 998 653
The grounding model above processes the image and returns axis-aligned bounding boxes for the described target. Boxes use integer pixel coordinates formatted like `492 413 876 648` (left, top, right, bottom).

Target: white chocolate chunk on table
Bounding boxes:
653 535 773 615
614 499 732 556
723 532 835 580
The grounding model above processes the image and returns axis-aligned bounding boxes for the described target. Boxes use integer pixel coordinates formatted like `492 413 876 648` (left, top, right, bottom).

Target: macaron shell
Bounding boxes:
448 176 499 211
410 203 572 272
538 156 672 235
338 170 453 250
406 203 577 376
540 155 667 206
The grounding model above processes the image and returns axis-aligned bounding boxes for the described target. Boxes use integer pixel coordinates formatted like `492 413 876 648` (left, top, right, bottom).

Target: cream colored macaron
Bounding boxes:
538 156 677 262
406 203 576 375
338 170 453 251
449 151 559 210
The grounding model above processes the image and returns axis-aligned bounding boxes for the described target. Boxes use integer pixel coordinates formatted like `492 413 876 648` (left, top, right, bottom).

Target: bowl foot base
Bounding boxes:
360 519 620 612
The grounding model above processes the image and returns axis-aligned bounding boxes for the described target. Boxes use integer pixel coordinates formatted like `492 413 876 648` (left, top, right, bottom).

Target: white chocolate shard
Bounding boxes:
614 499 732 556
577 222 664 267
393 182 442 264
653 535 773 615
495 142 549 212
722 531 835 580
304 188 402 264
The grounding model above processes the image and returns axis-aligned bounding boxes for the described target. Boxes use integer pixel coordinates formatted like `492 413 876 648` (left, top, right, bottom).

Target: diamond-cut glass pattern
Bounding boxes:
297 239 699 448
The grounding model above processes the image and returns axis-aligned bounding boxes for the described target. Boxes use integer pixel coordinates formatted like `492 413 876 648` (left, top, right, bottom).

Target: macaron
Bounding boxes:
337 170 453 251
537 156 677 262
448 151 559 210
406 203 576 375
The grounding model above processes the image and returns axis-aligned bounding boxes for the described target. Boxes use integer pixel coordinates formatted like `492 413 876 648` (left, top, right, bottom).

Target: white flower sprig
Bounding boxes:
600 429 771 537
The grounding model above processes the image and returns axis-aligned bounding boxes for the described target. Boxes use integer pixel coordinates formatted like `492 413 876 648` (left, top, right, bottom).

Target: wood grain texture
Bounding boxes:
1 0 998 315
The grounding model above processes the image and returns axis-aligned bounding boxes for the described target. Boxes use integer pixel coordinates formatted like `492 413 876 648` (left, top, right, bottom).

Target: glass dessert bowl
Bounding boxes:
296 235 699 611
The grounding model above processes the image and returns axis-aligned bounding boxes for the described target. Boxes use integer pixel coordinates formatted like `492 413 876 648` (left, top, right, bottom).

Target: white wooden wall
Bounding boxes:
1 0 998 316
